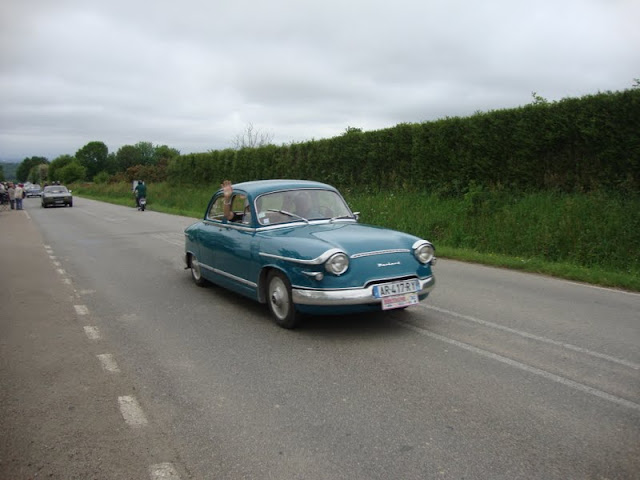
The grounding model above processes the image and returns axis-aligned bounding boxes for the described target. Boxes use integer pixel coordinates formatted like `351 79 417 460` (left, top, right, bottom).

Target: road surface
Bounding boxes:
1 196 638 479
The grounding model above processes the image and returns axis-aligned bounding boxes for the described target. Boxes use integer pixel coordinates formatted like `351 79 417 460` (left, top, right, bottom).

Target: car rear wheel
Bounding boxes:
266 271 299 329
190 254 208 287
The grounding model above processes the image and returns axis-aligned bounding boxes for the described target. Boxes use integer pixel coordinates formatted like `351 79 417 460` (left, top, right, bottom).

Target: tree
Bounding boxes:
76 141 108 180
48 155 75 183
154 145 180 164
17 156 48 182
29 163 49 184
58 161 86 184
232 123 274 149
116 145 143 171
135 141 156 165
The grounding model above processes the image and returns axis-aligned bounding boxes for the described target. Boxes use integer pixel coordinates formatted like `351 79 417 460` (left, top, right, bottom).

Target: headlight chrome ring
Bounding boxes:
325 252 349 275
413 241 435 264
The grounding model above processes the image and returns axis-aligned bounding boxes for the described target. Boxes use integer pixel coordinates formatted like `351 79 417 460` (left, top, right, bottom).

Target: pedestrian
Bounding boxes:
14 184 24 210
7 183 16 210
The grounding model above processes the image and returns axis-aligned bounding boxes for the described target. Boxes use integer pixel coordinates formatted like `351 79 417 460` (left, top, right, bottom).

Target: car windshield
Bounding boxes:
44 186 68 194
255 188 353 226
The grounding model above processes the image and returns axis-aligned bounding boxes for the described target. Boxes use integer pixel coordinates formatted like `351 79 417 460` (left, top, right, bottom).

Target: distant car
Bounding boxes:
25 184 42 197
41 185 73 208
184 179 436 328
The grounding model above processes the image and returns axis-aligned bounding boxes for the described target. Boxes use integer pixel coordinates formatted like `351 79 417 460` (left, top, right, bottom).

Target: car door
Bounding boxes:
201 191 258 295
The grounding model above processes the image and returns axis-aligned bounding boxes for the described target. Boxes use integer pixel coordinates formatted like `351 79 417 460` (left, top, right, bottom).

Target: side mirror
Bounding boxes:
353 211 360 221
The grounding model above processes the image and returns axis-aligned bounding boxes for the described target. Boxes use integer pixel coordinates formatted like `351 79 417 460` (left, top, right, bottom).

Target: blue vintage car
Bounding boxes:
184 180 436 328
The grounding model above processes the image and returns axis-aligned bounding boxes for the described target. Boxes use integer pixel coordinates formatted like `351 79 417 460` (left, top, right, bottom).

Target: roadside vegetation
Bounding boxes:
71 181 640 292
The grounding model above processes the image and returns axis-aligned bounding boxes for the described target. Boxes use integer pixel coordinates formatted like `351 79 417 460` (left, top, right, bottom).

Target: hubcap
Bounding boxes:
191 257 201 280
269 277 289 320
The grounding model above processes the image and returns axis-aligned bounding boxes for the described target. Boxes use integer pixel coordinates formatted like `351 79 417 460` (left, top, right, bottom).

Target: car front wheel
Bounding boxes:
266 271 299 329
189 254 208 287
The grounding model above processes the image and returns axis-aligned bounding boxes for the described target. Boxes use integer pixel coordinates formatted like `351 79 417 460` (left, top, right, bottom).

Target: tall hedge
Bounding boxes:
167 89 639 194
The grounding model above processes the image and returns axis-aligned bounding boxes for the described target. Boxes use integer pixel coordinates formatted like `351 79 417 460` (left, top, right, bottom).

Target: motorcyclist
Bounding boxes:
134 180 147 209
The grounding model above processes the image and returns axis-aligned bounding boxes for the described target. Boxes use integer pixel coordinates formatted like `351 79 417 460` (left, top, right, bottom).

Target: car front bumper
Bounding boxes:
291 275 435 306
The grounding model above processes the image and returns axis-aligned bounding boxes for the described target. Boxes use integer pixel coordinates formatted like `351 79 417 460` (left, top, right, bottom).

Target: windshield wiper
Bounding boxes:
329 214 355 223
267 209 309 224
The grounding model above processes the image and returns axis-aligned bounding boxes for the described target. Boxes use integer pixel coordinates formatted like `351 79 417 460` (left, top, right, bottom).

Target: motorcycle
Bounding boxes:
138 197 146 211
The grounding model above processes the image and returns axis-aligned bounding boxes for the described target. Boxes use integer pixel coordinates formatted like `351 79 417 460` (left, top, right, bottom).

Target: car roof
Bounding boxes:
229 179 338 197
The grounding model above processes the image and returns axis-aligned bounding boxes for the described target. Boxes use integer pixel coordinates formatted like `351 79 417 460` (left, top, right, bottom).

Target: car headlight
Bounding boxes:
413 241 435 264
325 252 349 275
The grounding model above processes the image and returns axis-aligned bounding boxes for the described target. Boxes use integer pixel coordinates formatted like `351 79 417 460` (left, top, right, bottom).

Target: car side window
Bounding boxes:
207 196 226 221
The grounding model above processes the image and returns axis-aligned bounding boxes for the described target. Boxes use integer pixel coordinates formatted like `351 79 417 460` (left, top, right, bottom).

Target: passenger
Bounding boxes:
221 180 250 223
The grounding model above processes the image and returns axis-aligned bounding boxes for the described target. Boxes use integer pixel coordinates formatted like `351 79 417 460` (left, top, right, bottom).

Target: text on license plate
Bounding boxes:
373 280 419 298
381 293 419 310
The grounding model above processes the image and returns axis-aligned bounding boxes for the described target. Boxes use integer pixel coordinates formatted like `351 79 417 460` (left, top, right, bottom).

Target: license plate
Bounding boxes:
381 293 419 310
373 279 419 298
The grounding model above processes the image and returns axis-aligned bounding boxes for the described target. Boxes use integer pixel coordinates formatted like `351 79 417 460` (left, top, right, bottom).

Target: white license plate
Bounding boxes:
373 279 419 298
381 293 419 310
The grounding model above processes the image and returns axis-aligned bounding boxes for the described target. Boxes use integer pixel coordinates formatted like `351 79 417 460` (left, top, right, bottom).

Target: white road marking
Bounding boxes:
399 320 640 412
74 305 89 316
57 268 66 275
149 463 181 479
49 255 57 260
63 278 72 285
52 260 61 267
118 396 148 427
420 304 640 370
83 326 101 340
97 354 120 373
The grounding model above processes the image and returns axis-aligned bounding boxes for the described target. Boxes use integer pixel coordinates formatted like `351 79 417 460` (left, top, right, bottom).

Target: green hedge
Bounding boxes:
167 89 639 195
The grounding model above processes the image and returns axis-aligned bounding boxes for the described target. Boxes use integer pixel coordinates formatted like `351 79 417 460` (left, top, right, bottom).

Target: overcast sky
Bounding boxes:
1 0 638 162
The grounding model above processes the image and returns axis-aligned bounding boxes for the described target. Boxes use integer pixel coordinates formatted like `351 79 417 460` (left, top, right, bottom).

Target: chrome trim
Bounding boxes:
259 248 344 265
350 249 410 259
292 276 435 306
199 262 257 288
203 220 255 232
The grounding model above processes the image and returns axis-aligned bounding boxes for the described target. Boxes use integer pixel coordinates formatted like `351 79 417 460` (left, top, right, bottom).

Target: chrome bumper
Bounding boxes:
292 276 435 306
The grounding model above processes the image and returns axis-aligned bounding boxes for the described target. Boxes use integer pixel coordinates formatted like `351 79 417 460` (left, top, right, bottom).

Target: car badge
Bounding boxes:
377 261 400 267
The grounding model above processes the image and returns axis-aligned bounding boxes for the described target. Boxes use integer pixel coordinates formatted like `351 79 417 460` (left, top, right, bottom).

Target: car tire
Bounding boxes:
189 254 208 287
266 270 299 329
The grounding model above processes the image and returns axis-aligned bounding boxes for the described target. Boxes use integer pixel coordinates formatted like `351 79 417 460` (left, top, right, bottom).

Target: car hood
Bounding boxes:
260 222 422 257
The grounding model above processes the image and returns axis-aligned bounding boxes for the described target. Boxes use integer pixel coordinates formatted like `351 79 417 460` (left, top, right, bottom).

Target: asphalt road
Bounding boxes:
2 196 639 479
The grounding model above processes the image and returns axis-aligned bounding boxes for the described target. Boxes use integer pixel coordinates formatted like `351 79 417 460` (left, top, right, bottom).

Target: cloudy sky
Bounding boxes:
1 0 638 162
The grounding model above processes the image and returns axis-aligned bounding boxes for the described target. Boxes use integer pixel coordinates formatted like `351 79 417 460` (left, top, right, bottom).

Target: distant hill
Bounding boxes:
1 162 19 181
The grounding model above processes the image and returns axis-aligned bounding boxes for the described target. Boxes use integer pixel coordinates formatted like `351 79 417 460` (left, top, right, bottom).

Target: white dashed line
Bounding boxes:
74 305 89 316
57 268 66 275
83 326 101 340
118 396 148 427
97 354 120 373
149 463 181 479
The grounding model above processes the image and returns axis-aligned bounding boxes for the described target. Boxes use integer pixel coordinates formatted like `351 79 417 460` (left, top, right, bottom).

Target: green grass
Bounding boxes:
71 182 640 292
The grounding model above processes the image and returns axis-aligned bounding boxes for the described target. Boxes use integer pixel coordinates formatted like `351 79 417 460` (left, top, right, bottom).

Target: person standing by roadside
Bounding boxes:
7 183 16 210
14 184 24 210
